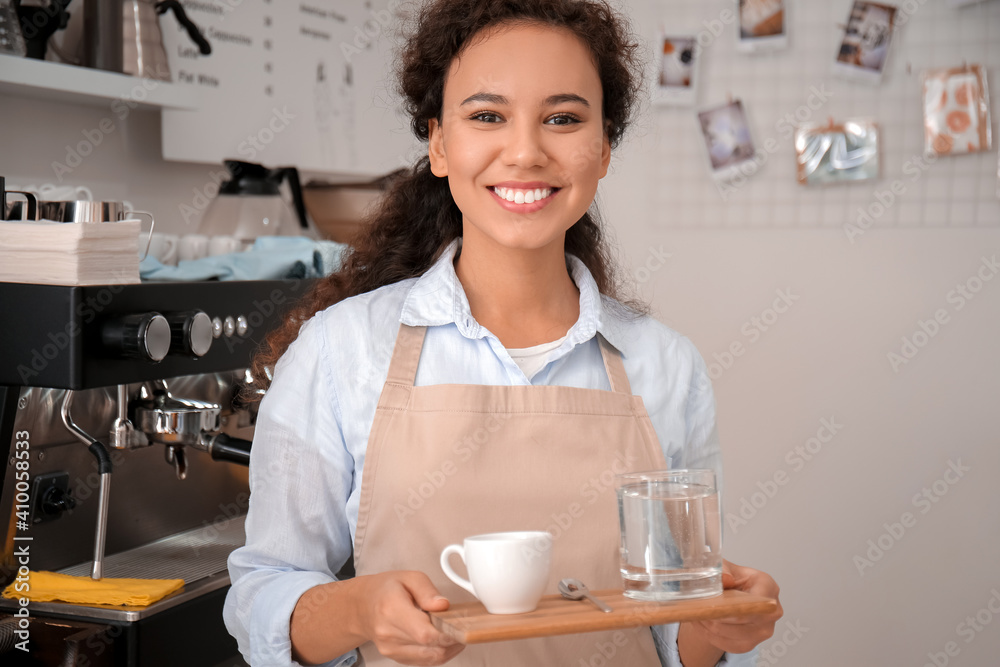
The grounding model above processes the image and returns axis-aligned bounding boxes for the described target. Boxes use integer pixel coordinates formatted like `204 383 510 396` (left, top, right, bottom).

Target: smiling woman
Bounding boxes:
223 2 781 667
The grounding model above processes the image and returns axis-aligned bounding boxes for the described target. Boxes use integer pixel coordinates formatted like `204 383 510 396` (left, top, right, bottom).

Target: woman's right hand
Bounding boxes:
291 570 464 666
354 571 465 666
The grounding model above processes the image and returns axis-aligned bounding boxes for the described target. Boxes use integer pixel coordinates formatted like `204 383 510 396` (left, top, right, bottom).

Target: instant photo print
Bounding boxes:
737 0 788 53
698 99 757 182
922 64 992 157
654 35 699 106
795 119 880 186
832 1 897 84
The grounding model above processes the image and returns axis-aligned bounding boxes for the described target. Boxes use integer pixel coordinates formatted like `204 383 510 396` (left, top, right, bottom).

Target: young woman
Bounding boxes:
224 1 782 665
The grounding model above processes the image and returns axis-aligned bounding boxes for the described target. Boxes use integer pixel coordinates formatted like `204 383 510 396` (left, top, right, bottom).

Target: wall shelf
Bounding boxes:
0 54 198 111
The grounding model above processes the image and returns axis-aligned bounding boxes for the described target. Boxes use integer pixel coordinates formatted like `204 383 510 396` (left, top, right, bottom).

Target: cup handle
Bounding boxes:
126 210 156 260
440 545 476 597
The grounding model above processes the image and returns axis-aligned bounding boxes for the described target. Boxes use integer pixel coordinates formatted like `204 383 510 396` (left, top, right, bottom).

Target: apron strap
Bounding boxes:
385 324 426 386
598 334 633 395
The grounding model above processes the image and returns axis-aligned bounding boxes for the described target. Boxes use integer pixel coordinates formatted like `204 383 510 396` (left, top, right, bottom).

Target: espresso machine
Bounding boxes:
0 277 313 666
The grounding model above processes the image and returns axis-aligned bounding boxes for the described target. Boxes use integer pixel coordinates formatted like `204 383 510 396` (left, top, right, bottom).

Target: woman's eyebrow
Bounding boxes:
459 92 590 107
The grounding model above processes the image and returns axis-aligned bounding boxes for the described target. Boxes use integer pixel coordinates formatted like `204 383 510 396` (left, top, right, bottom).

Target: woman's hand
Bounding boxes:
355 571 466 665
680 559 783 660
290 571 464 666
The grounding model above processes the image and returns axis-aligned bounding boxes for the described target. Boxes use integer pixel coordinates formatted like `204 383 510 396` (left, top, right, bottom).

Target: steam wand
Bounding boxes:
60 391 113 580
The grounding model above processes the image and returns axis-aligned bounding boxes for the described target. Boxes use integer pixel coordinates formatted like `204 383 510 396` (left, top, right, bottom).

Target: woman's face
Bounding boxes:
428 22 610 253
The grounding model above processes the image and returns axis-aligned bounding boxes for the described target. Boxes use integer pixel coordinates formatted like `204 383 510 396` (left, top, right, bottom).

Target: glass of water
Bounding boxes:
616 469 723 600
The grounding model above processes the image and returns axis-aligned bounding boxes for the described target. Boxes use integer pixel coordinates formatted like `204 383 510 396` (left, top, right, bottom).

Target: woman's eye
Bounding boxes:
546 114 581 126
470 111 502 123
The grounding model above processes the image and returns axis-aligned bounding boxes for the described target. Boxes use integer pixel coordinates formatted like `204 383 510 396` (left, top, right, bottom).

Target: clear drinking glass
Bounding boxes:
616 469 723 600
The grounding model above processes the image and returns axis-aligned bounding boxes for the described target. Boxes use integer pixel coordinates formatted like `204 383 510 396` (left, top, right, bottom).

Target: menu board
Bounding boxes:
160 0 415 177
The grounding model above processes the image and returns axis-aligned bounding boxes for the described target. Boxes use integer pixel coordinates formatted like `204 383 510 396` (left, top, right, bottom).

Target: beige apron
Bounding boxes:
354 324 666 666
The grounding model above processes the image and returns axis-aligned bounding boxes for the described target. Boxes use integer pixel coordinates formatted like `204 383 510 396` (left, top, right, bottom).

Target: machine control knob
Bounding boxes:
236 314 248 337
211 316 223 339
167 310 213 357
223 315 236 338
102 313 171 362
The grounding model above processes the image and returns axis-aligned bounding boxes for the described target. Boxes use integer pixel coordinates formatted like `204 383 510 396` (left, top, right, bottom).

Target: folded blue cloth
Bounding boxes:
140 236 348 282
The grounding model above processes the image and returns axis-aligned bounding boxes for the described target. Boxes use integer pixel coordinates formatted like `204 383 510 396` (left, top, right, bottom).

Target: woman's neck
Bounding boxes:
454 233 580 349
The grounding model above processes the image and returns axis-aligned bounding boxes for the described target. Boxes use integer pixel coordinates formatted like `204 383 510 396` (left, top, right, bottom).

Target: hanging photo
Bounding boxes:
698 99 757 181
922 64 992 157
653 34 699 106
794 119 880 186
737 0 788 53
832 1 896 84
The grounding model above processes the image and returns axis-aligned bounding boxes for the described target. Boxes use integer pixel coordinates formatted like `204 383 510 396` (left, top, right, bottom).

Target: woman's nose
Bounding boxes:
501 120 548 168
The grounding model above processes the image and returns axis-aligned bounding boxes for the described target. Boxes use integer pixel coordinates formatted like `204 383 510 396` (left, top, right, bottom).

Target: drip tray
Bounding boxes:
0 515 246 622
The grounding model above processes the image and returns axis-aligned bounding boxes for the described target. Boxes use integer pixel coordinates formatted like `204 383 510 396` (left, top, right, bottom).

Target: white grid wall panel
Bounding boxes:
645 0 1000 229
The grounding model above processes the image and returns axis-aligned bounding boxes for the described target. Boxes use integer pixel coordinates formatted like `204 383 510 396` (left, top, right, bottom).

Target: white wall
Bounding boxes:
605 1 1000 665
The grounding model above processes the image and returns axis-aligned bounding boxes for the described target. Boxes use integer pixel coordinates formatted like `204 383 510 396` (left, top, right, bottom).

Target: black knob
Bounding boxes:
167 310 213 357
41 486 76 515
102 313 171 362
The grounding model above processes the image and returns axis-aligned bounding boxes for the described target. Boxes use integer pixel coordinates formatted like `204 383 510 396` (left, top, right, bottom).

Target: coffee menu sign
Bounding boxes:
160 0 414 176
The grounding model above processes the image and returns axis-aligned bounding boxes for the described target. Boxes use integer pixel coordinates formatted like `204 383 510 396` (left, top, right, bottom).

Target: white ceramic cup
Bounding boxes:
38 183 94 201
208 235 241 256
440 531 552 614
178 233 209 261
146 233 179 265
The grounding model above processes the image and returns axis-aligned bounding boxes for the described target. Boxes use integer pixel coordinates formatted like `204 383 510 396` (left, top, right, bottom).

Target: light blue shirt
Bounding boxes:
224 239 755 667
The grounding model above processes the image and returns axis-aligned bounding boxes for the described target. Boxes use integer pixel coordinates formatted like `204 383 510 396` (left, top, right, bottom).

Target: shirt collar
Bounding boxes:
399 238 630 354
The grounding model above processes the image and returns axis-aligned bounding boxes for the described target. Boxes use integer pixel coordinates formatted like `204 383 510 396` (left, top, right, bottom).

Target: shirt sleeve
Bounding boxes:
223 314 359 667
651 338 757 667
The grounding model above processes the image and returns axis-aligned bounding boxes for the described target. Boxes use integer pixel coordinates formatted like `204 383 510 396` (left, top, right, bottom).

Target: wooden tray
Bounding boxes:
430 589 777 644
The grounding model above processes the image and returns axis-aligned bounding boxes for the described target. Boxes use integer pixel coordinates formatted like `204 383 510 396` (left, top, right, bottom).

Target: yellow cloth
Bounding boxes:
1 570 184 607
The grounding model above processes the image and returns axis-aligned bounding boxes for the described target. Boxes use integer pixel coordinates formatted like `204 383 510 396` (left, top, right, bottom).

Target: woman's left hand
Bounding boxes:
684 559 784 655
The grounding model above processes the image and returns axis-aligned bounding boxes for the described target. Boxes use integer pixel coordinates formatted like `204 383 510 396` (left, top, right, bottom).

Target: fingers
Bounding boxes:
690 618 775 655
365 572 464 666
696 563 784 655
399 571 452 613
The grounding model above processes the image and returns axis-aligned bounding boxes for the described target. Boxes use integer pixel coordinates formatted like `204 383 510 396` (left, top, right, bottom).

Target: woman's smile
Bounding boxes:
488 181 561 213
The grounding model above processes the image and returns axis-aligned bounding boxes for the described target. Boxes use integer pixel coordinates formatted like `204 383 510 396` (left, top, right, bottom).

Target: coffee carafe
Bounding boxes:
197 160 315 248
82 0 211 80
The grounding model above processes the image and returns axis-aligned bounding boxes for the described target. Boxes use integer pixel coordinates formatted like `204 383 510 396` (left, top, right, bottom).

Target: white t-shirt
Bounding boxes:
506 335 567 380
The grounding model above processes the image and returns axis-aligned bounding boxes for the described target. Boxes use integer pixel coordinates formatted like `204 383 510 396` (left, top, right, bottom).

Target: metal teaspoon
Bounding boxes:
558 578 613 613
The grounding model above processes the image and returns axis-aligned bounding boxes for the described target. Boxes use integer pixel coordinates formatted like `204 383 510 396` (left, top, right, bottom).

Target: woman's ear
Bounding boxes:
428 118 448 177
599 123 612 178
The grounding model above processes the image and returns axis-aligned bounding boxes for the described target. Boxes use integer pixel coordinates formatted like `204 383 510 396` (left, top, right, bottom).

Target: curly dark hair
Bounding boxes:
249 0 646 396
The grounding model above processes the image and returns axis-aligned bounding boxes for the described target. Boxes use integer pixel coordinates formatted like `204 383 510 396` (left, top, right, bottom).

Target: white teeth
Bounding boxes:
492 186 553 204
